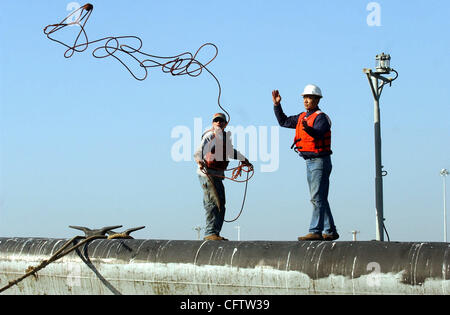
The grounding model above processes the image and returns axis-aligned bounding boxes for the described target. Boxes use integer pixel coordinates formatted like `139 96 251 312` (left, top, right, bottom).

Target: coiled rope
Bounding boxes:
200 162 254 223
43 3 253 224
43 3 231 122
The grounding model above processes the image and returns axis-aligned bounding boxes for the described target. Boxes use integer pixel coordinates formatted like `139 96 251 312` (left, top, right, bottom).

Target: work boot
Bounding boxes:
322 233 340 241
204 234 229 241
297 233 323 241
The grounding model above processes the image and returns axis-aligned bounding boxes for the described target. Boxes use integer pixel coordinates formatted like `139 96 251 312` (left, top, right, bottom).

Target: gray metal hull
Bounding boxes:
0 238 449 295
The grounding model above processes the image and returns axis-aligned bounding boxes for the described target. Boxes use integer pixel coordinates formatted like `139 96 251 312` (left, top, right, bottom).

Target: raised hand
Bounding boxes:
272 90 282 106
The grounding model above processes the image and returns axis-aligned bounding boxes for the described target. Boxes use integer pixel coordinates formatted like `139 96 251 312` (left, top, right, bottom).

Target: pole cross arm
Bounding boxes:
364 69 379 100
364 68 398 101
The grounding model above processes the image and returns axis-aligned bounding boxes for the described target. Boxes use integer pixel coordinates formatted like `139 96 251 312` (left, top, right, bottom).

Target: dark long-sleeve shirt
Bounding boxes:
274 104 332 160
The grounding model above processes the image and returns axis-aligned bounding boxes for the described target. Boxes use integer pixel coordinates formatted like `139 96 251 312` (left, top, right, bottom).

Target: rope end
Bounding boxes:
84 3 93 11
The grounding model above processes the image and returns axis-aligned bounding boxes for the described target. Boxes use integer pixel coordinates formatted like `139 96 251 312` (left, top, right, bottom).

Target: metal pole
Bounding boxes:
442 170 448 242
351 231 360 241
235 225 241 241
445 175 447 243
194 226 202 240
364 59 397 242
372 76 384 242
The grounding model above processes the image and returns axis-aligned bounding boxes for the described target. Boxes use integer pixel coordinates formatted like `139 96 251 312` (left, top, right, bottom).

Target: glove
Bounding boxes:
302 120 308 129
242 159 253 170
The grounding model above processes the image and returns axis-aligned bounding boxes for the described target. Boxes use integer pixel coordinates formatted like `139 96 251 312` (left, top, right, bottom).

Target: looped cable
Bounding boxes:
43 3 231 123
201 161 254 223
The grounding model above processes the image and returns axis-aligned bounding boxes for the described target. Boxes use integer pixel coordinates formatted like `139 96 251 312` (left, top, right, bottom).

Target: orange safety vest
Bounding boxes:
203 130 230 170
292 111 332 154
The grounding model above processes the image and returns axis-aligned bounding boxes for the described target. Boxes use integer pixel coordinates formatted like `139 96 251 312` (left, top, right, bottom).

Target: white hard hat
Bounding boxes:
302 84 323 98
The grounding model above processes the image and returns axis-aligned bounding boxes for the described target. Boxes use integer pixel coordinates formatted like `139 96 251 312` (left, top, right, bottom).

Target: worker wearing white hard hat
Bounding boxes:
301 84 323 98
272 85 339 242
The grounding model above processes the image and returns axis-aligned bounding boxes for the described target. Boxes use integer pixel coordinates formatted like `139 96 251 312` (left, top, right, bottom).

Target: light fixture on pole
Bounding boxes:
440 169 449 243
350 230 360 242
375 53 391 74
363 53 399 242
193 226 203 240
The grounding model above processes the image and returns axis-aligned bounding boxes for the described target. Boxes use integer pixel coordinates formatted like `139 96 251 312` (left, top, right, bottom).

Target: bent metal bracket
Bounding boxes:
43 3 230 122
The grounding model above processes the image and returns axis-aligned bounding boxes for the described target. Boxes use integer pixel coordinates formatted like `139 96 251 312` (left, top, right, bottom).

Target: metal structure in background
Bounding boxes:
363 53 399 242
441 169 449 242
193 226 203 240
350 230 360 242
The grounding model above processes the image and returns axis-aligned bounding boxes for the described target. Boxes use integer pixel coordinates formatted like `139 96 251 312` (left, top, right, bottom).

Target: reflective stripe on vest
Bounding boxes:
293 111 332 154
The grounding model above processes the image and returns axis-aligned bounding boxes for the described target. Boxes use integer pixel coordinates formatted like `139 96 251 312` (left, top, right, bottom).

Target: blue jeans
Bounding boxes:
199 175 226 237
305 156 337 235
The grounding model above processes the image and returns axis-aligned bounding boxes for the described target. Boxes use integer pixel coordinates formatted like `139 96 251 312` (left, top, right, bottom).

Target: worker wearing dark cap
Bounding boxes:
194 113 252 241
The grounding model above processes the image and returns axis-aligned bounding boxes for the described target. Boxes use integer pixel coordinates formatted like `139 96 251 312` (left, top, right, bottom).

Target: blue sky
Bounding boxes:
0 0 449 242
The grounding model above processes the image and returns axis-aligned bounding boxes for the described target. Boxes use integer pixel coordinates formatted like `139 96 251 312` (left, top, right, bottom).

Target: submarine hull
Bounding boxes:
0 238 449 295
